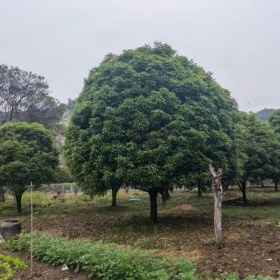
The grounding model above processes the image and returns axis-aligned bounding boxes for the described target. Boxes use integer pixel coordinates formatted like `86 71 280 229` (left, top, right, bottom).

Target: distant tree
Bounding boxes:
64 43 238 222
0 122 58 212
54 166 73 183
269 109 280 191
255 108 275 123
236 113 280 201
0 64 66 130
67 98 76 111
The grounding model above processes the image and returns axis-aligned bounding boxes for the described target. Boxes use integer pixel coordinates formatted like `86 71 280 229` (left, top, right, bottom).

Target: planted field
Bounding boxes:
1 186 280 279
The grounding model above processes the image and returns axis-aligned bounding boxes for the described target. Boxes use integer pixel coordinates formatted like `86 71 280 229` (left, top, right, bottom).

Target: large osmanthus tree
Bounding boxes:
0 122 58 212
64 43 238 222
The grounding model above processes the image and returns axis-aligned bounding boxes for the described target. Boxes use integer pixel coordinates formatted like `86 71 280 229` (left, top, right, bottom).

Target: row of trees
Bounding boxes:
64 43 280 222
1 43 280 219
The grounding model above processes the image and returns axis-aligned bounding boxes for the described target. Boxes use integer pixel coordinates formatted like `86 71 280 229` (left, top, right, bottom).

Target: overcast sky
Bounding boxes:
0 0 280 112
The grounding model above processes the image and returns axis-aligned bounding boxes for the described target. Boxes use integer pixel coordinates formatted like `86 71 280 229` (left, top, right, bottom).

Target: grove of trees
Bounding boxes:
1 43 280 225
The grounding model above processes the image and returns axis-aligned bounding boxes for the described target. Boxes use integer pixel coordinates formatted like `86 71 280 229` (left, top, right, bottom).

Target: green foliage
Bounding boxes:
64 42 238 217
6 232 200 280
0 253 27 280
54 166 73 183
235 112 280 200
0 122 58 212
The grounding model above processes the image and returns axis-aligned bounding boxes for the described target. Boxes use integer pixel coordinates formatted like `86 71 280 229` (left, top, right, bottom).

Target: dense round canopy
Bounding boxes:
64 43 238 197
0 122 58 212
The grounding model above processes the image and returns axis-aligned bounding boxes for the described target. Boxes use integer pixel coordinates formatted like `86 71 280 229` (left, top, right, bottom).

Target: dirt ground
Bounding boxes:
20 208 280 278
2 188 280 279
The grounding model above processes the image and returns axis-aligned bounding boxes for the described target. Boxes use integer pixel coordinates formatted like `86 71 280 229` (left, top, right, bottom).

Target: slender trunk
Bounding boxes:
148 189 158 223
209 165 224 249
8 107 14 122
0 186 5 202
198 185 202 197
15 193 23 213
261 179 264 187
275 182 278 192
112 188 118 206
241 181 247 203
213 191 223 249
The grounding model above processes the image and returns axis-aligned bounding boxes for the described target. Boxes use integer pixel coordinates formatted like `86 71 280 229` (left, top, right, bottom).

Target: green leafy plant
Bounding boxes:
5 232 200 280
0 253 27 280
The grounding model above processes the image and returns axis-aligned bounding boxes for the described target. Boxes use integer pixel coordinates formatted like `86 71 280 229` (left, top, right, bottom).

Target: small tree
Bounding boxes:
0 122 58 212
54 166 73 183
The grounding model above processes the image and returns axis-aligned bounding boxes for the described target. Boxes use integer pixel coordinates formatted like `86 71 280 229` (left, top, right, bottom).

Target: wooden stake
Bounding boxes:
30 182 33 276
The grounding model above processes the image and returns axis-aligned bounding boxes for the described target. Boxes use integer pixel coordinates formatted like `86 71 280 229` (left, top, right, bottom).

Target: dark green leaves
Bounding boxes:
65 43 237 197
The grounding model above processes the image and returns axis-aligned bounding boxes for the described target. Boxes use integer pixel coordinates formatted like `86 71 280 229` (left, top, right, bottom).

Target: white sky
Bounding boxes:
0 0 280 112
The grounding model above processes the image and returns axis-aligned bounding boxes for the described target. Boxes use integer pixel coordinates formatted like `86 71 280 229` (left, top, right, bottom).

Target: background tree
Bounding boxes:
0 64 66 130
269 109 280 191
54 166 73 183
236 113 280 201
65 43 238 222
269 109 280 134
0 122 58 212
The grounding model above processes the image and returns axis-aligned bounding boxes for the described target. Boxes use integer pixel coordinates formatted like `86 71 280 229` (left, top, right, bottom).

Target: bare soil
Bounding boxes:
2 188 280 279
20 207 280 278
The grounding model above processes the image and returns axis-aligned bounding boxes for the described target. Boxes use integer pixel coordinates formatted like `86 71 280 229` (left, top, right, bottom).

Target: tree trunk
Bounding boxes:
275 182 278 192
213 191 223 249
261 179 264 187
0 186 5 202
112 188 118 206
198 185 202 197
148 189 158 223
209 165 223 249
15 193 23 213
240 181 247 203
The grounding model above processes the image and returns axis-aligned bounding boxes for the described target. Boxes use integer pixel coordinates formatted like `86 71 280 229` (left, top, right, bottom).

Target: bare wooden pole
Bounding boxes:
30 182 33 276
209 164 224 249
